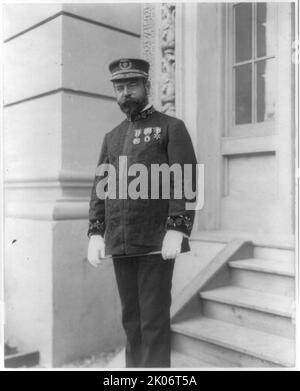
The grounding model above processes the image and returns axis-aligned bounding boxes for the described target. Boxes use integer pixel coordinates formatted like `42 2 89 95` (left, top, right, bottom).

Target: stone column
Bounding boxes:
4 3 141 366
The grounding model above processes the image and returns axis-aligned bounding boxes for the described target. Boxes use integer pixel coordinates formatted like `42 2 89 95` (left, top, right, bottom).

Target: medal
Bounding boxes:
133 138 140 144
153 127 161 140
144 127 152 136
134 129 141 137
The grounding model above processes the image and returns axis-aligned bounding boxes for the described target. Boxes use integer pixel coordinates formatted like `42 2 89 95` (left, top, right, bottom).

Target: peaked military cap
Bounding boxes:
109 58 150 81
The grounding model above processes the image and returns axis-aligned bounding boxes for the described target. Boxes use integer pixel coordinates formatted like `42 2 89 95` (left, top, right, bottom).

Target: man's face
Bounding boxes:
113 78 149 117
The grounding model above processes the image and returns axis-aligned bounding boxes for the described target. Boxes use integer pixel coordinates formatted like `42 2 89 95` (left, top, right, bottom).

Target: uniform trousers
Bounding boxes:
112 254 175 368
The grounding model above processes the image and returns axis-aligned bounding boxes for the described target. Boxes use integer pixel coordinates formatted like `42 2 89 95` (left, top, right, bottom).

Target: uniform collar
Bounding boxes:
127 105 155 122
141 103 152 112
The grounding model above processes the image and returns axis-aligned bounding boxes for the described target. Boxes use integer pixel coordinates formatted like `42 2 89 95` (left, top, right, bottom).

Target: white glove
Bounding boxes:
87 235 105 267
161 230 184 260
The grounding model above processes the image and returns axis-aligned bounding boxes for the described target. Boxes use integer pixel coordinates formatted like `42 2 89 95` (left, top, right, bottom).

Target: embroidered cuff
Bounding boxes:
87 219 105 238
166 214 193 237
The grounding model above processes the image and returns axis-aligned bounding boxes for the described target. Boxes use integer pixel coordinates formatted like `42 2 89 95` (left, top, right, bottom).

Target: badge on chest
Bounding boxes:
132 127 161 145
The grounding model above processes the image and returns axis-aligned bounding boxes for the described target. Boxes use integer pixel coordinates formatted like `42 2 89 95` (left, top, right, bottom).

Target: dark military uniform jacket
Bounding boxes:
88 106 197 256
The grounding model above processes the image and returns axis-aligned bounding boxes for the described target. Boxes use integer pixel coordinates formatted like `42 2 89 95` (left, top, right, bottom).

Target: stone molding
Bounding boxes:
6 200 89 220
5 170 93 220
5 170 94 188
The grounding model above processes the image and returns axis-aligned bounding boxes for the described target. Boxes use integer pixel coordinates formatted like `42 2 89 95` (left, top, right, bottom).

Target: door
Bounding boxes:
197 2 294 236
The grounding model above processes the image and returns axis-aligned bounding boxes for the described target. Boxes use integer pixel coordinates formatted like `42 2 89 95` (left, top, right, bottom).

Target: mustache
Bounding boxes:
119 98 139 108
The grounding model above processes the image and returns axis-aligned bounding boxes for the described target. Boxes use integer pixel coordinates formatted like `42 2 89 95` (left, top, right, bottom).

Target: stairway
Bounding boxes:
171 255 296 368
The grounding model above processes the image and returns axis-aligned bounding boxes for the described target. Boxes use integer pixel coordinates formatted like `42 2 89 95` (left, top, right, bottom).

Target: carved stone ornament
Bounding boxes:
141 4 156 103
161 3 176 116
142 3 176 116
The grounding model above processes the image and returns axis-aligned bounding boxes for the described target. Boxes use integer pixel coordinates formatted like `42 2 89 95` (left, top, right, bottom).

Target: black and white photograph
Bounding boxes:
1 0 299 372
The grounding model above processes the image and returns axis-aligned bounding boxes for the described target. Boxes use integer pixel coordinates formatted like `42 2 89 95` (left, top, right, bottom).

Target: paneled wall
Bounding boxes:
4 3 141 366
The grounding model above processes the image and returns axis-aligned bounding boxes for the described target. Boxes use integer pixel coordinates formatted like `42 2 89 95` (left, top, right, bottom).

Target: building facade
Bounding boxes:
4 2 296 367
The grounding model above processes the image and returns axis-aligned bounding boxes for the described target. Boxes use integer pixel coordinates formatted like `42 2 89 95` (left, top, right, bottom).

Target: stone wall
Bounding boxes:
4 3 141 367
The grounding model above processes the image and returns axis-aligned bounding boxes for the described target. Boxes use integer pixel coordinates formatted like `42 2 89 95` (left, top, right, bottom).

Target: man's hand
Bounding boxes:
87 235 105 267
161 230 184 260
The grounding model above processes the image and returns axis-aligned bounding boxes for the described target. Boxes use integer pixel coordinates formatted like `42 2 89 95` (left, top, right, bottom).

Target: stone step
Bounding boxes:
199 286 294 318
230 267 295 297
229 258 295 297
229 258 294 276
253 247 294 263
200 293 295 339
5 351 40 368
171 316 295 367
193 231 294 250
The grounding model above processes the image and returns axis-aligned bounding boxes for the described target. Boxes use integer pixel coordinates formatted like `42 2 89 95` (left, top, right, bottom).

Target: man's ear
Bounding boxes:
145 79 151 95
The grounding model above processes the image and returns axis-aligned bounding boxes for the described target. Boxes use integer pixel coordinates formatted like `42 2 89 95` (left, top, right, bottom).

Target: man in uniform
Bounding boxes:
87 58 197 368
